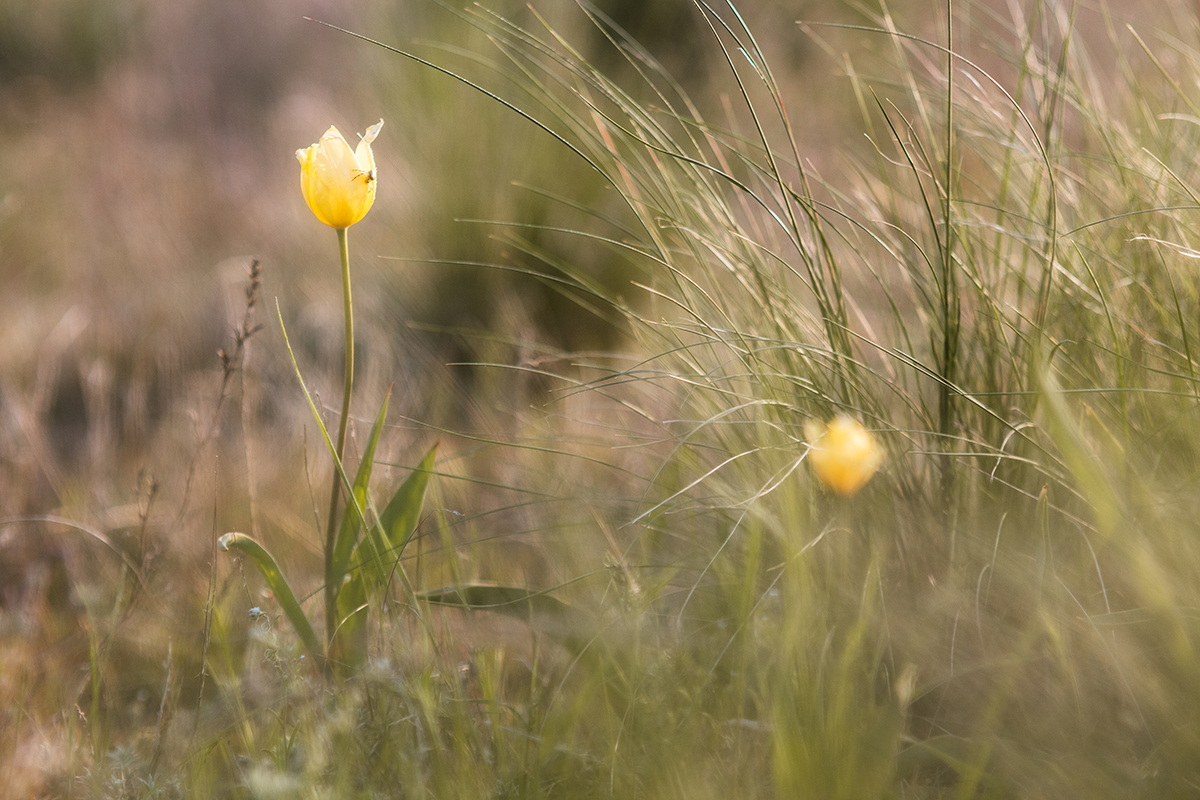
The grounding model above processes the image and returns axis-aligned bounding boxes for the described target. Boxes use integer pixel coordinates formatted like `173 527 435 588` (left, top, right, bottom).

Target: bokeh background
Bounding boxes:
0 0 891 502
1 1 895 786
1 0 1180 794
0 0 908 602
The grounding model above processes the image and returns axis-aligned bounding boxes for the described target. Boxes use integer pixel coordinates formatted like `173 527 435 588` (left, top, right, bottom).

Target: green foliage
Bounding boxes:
218 305 439 676
216 532 323 663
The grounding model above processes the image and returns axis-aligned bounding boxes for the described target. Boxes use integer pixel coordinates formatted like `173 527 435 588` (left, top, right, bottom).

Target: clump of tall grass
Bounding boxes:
320 0 1200 795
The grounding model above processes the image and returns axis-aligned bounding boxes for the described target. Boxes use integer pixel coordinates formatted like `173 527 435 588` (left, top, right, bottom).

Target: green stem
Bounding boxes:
324 226 354 648
940 0 959 573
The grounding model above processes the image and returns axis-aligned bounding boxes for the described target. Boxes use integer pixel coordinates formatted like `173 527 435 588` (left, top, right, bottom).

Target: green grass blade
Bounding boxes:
217 532 324 665
329 386 393 595
274 300 367 548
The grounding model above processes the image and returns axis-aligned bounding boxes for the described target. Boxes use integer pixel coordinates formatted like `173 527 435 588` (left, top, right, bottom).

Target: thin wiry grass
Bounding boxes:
358 1 1200 795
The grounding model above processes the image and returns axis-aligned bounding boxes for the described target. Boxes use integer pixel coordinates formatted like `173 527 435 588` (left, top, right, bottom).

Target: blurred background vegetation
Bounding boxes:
0 0 887 646
4 0 1197 796
0 1 883 789
0 0 880 494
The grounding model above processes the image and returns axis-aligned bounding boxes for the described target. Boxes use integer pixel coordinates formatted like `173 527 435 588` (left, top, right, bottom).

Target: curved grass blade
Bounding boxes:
275 298 381 643
274 299 368 555
218 532 323 665
329 386 394 596
0 515 147 588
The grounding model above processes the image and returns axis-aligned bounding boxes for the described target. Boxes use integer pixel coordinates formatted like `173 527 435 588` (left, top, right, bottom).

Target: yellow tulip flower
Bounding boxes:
804 415 883 496
296 120 383 229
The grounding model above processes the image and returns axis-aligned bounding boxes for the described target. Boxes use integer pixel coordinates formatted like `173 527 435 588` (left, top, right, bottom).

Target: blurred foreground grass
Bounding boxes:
7 0 1200 797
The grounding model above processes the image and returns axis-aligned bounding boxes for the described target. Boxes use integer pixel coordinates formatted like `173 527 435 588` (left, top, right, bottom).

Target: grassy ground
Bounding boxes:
6 0 1200 797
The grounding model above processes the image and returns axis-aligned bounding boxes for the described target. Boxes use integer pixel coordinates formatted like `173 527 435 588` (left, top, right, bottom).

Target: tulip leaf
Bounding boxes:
418 583 571 617
329 386 393 597
379 443 438 554
418 582 595 654
217 532 323 665
331 569 369 676
356 520 393 591
351 444 438 594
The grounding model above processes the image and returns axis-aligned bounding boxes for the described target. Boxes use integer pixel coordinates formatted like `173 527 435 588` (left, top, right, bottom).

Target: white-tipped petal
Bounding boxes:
297 121 382 229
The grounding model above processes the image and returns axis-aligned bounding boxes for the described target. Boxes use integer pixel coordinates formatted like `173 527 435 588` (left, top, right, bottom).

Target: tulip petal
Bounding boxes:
355 120 383 177
296 122 381 229
805 415 883 496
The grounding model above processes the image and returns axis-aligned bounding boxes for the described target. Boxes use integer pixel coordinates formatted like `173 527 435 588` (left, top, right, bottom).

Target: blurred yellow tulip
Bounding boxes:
296 120 382 229
804 415 883 496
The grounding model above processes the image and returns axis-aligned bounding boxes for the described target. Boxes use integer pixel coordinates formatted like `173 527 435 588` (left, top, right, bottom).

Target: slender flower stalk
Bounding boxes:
322 226 354 643
296 120 382 648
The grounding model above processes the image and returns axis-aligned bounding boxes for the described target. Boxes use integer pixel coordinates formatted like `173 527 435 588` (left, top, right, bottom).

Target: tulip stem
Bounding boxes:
324 226 354 649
